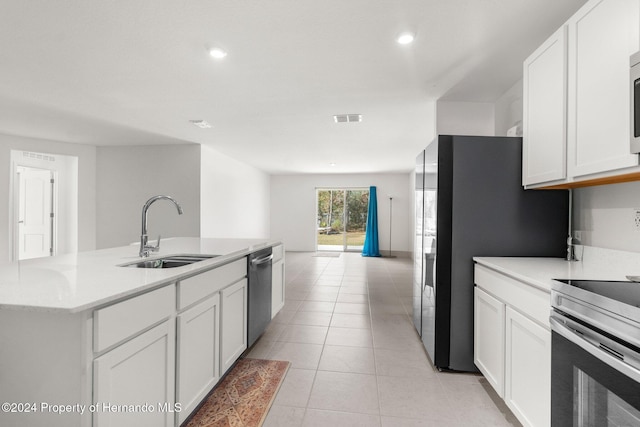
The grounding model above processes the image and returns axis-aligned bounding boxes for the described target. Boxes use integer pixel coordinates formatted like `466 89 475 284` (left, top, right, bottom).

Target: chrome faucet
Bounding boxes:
566 189 579 262
139 195 183 257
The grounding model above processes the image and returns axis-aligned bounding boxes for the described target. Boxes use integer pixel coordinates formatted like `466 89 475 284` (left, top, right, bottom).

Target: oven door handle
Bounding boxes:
550 316 640 383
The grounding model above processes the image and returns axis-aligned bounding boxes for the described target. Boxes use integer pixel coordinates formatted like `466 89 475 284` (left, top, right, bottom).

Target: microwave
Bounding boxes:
632 51 640 153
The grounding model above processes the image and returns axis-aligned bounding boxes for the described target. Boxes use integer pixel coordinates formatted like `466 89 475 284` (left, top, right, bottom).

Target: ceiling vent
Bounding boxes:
23 151 55 162
333 114 362 123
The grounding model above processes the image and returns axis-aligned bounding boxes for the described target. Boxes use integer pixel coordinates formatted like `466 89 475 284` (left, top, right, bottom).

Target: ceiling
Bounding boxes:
0 0 586 174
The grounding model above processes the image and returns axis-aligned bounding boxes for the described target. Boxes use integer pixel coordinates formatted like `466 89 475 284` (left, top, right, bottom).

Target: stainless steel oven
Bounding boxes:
550 279 640 426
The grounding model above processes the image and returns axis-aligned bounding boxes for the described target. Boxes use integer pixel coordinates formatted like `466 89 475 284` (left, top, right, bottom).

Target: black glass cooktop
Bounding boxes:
554 279 640 309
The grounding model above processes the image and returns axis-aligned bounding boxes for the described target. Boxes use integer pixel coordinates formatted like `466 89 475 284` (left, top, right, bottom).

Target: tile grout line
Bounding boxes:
367 261 384 423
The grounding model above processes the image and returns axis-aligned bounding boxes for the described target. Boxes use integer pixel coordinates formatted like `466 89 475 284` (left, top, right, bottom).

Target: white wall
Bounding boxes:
96 144 201 249
494 79 523 136
271 173 411 253
436 80 523 139
573 181 640 253
0 134 96 263
200 145 270 239
436 101 495 136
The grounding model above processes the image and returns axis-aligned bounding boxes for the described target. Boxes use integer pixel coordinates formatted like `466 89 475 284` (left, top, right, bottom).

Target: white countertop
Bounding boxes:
0 237 280 313
474 245 640 292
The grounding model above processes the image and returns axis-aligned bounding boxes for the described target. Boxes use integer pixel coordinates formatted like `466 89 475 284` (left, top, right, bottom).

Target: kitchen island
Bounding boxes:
0 237 283 427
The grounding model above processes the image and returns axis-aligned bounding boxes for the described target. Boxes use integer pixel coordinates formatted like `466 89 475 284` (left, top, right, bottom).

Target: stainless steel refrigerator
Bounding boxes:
413 135 568 372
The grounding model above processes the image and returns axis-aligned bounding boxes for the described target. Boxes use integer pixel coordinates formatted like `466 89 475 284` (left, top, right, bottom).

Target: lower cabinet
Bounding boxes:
93 257 250 427
272 245 285 317
474 287 505 397
474 264 551 427
176 293 221 425
505 307 551 427
93 320 176 427
221 278 248 374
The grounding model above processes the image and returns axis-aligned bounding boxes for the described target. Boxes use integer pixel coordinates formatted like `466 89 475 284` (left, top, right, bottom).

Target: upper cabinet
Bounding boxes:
523 26 567 186
567 0 640 177
523 0 640 189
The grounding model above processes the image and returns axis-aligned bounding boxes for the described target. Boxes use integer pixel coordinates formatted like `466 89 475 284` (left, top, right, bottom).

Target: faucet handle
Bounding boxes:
152 235 161 252
566 236 577 261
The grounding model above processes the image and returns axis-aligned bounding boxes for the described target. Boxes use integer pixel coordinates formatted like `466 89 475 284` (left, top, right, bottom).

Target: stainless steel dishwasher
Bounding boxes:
247 247 273 347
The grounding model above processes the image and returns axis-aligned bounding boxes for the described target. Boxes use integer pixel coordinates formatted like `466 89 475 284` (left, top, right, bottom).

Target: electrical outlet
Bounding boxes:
573 230 582 242
635 209 640 231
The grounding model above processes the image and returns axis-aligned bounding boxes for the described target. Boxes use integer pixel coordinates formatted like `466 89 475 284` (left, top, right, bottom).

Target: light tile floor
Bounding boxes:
248 252 522 427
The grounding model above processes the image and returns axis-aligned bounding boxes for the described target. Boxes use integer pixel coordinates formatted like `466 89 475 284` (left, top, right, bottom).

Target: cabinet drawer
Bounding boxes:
272 244 284 263
474 264 550 328
94 285 175 353
178 258 247 310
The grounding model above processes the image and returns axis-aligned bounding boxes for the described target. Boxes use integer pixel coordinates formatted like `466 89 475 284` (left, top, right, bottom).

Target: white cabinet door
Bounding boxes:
272 258 285 318
176 293 220 425
93 320 176 427
220 278 248 374
523 26 567 186
505 307 551 427
474 287 506 397
567 0 640 178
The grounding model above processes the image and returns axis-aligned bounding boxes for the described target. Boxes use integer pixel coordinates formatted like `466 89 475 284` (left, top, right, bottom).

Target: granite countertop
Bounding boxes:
0 237 281 313
474 246 640 293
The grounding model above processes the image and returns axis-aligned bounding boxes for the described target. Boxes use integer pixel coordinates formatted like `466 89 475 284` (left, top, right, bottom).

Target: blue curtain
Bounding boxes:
362 186 381 257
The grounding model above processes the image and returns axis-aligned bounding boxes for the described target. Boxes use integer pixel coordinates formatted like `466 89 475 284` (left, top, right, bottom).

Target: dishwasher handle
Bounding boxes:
251 254 273 266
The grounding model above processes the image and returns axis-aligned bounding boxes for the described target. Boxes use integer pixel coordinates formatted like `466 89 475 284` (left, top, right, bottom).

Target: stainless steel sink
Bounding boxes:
121 255 217 269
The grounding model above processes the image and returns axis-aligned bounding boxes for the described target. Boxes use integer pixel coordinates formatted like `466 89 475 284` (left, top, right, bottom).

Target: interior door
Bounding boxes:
18 167 54 260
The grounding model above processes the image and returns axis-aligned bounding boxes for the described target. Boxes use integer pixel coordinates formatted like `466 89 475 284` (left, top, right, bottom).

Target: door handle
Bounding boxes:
550 316 640 383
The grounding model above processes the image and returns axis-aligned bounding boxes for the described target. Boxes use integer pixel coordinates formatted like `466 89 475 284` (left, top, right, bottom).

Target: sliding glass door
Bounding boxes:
316 188 369 252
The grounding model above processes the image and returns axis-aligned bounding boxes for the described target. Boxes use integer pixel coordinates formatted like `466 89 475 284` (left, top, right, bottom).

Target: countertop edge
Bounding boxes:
473 256 568 293
0 238 283 314
474 247 640 293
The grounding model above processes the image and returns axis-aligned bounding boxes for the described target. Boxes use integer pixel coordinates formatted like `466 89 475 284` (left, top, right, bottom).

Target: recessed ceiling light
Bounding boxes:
333 114 362 123
209 48 227 59
189 120 212 129
330 163 337 167
397 33 415 45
